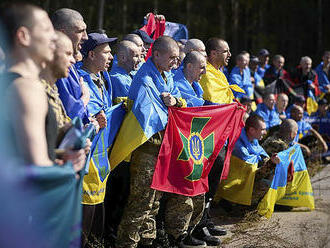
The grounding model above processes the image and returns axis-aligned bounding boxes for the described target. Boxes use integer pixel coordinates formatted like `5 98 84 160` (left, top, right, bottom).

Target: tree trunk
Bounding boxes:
217 2 226 38
231 0 239 55
317 0 323 56
97 0 105 30
122 0 127 33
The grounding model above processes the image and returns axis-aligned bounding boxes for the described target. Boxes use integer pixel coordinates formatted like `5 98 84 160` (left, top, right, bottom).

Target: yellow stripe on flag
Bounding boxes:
109 111 148 170
214 156 258 206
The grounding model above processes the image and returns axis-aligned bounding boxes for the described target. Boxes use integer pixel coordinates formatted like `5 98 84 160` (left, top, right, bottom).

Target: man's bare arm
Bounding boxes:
7 79 53 166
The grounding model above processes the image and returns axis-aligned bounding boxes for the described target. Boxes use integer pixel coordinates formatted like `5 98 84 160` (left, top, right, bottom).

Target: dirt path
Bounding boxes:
210 164 330 248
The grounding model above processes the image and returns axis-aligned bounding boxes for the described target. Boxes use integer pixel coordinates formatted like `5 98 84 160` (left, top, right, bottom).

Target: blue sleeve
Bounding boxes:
56 78 90 124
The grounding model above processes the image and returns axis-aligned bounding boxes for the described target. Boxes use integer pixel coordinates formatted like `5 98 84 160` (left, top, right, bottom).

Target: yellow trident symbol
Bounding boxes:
192 137 201 158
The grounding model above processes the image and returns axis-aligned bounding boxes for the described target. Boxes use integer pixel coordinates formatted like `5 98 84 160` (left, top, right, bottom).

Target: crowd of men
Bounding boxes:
0 3 329 248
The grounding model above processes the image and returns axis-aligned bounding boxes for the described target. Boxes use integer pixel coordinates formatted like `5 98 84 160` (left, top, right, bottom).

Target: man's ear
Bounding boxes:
16 26 31 47
88 50 94 60
187 62 193 71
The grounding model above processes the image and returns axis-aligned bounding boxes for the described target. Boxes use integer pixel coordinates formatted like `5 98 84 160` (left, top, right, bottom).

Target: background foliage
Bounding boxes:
3 0 330 69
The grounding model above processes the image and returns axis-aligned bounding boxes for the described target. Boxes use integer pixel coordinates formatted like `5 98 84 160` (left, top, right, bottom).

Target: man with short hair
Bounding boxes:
195 38 245 246
199 38 244 104
290 105 327 156
183 39 207 57
262 119 298 158
40 31 75 129
255 93 281 129
110 40 141 102
232 114 280 204
257 48 271 78
164 51 207 247
174 51 206 107
116 36 184 248
309 99 330 156
315 51 330 98
2 3 86 169
264 54 290 86
229 53 253 99
276 93 289 120
77 32 115 247
250 55 264 88
290 56 319 99
51 8 91 124
132 29 155 59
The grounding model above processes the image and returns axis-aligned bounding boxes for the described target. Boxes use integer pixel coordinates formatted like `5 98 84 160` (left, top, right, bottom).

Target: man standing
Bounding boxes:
164 51 207 247
196 38 244 246
51 8 90 124
257 48 271 78
199 38 244 104
174 51 206 107
110 40 141 103
115 36 183 248
77 32 116 247
40 31 75 129
229 53 253 99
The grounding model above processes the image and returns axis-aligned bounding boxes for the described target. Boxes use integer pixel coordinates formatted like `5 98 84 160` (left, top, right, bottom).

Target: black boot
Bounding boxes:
180 234 206 248
192 227 221 246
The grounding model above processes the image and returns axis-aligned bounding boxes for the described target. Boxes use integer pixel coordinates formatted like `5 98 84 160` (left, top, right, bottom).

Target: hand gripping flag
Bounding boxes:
258 144 314 218
151 103 245 196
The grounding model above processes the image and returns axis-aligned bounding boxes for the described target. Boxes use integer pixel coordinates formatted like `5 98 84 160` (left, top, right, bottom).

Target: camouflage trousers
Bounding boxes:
165 193 205 239
116 145 162 248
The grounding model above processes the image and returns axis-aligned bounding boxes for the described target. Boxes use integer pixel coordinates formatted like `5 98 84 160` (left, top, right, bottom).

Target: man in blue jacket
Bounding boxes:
51 8 90 124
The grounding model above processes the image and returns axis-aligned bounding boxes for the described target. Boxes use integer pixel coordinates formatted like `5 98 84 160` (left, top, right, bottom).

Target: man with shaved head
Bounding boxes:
163 51 207 247
290 105 327 156
116 36 184 248
51 8 91 124
123 34 146 60
262 119 299 158
184 38 207 57
264 54 290 86
229 53 253 99
174 51 206 107
40 31 75 129
289 56 319 99
276 93 289 120
110 40 141 102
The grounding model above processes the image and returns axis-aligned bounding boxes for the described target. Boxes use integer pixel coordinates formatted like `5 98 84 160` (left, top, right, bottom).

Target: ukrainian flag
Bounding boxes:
109 59 185 169
215 156 258 206
306 89 318 116
258 144 314 218
82 103 125 204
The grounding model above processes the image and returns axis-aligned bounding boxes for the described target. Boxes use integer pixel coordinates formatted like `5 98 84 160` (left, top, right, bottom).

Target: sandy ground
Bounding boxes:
209 164 330 248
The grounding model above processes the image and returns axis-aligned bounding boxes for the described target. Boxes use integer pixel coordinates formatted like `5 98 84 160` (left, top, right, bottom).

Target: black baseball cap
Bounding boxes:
258 49 270 57
81 33 117 58
132 29 154 44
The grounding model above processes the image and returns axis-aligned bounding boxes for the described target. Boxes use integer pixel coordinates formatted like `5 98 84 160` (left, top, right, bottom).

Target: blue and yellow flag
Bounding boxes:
82 104 125 204
258 144 314 218
215 156 258 205
109 59 184 168
214 128 268 205
306 89 318 116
